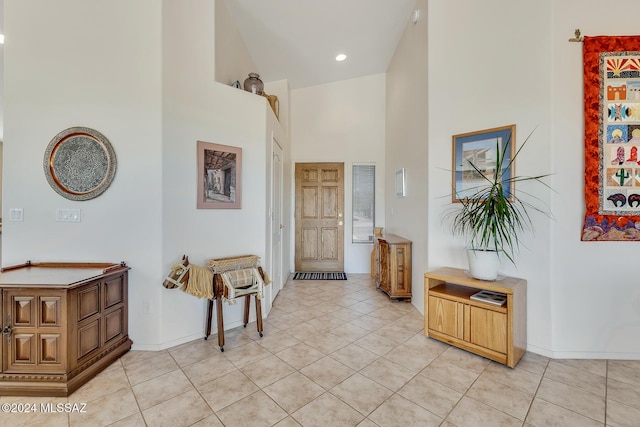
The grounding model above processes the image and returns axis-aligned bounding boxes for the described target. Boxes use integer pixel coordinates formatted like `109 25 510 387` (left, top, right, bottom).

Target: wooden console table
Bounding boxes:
424 267 526 368
373 234 412 301
0 261 131 396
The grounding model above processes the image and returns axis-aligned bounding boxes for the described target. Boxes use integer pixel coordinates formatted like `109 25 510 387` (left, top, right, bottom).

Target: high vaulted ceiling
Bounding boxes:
0 2 420 142
224 0 417 89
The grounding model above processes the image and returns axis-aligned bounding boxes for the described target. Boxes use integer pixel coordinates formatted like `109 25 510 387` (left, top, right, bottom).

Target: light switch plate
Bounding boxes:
56 208 81 222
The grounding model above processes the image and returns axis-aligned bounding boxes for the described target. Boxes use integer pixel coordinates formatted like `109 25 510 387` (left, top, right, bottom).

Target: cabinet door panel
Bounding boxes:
78 320 101 360
379 241 389 291
12 297 36 327
4 290 66 372
13 333 36 364
470 307 507 354
40 297 62 327
394 247 409 292
104 308 124 344
104 276 124 309
78 284 100 321
0 292 2 372
40 334 62 365
428 296 460 338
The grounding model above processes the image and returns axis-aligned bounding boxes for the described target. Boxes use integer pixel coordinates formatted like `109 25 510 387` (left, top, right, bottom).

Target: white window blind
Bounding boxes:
352 164 375 243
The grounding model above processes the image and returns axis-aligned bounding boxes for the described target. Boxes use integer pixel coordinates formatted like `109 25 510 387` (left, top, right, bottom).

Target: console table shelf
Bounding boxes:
424 267 526 368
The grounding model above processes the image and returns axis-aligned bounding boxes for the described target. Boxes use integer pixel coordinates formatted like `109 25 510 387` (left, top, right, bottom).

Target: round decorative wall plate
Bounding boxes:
43 127 117 201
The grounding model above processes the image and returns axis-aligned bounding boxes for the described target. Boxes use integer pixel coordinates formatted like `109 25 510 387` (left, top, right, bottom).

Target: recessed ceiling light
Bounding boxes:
336 53 347 62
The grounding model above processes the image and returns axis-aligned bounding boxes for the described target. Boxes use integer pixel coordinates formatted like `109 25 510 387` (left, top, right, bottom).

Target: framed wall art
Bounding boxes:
43 126 117 201
452 124 515 202
197 141 242 209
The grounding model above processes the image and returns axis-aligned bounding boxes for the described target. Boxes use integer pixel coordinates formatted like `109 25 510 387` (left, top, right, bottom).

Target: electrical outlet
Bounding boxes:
9 208 24 221
143 301 152 314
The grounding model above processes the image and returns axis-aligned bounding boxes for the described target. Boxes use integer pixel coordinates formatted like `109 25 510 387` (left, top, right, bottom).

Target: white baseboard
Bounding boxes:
526 343 640 360
130 315 262 352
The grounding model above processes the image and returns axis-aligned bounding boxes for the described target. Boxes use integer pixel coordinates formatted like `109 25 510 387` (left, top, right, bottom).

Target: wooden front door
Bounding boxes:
295 163 344 272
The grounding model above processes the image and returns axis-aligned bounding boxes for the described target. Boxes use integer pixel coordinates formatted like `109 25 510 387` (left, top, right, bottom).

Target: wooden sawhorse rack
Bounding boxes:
204 266 266 352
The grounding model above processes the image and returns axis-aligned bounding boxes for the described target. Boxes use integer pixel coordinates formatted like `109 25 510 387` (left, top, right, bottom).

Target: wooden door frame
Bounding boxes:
270 139 284 301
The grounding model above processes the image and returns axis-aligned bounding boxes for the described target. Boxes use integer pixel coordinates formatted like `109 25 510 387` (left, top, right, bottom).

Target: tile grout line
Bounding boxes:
529 359 610 425
72 275 638 427
118 357 150 427
167 350 224 427
518 356 549 426
437 358 493 425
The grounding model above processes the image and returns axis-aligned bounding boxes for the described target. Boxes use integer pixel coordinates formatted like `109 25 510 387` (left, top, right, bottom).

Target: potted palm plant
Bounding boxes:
447 126 552 280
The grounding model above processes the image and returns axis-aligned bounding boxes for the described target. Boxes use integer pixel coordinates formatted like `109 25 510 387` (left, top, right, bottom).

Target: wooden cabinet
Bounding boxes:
0 262 131 396
424 267 526 368
4 289 67 373
374 234 412 301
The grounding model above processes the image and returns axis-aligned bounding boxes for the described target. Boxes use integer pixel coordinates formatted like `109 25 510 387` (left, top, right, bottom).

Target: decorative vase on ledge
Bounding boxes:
243 73 264 95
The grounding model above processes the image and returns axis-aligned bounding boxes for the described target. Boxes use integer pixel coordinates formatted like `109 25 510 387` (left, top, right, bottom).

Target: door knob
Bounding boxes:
2 323 12 342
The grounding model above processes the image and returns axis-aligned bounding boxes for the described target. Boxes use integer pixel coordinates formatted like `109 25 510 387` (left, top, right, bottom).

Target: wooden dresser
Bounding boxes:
0 262 131 396
373 234 412 301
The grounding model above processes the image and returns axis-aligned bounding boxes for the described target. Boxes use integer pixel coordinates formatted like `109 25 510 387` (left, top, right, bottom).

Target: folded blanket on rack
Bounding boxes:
181 264 214 299
220 267 264 305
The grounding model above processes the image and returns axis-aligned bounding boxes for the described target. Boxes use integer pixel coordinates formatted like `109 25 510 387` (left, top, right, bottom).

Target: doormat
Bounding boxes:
293 272 347 280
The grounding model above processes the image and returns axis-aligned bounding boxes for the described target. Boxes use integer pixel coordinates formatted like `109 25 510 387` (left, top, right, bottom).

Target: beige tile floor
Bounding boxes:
2 274 639 426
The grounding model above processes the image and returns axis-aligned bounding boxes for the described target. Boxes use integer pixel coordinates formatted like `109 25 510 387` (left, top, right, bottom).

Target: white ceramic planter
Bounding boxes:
466 248 500 281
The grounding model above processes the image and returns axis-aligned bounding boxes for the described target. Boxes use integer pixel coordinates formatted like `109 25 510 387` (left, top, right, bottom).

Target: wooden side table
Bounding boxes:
424 267 526 367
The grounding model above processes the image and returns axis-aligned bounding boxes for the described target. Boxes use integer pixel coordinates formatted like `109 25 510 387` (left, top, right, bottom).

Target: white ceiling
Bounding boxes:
224 0 417 89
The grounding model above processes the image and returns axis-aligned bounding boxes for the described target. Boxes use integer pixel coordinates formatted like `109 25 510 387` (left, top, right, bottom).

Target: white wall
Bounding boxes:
6 0 640 359
427 0 554 355
4 0 164 345
0 143 3 220
290 74 386 273
424 0 640 358
264 97 292 287
3 0 279 351
214 0 257 87
0 0 4 142
549 0 640 358
385 0 428 311
265 79 291 140
0 0 4 258
160 0 274 348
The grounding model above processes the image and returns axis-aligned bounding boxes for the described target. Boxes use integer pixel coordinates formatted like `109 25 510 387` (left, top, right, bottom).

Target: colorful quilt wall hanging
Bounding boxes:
582 35 640 241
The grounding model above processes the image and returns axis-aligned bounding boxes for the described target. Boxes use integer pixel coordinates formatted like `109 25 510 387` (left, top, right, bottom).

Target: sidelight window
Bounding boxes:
352 164 375 243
